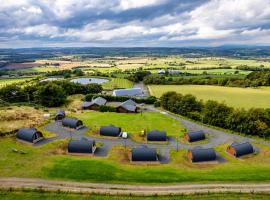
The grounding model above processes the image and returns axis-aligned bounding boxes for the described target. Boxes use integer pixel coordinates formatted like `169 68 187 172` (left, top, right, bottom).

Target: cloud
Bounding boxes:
0 0 270 47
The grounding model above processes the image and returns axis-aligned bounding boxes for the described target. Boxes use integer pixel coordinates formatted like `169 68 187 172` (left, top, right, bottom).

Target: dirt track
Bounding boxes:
1 177 270 195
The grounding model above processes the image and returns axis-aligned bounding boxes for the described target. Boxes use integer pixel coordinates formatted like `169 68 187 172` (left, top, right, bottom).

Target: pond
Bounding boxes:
70 77 109 85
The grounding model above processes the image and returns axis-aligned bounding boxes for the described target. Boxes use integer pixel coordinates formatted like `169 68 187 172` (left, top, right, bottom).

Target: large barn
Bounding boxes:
147 130 167 141
188 147 216 163
62 117 83 129
227 142 254 157
68 139 96 155
131 147 158 162
82 97 107 110
112 88 143 97
184 130 205 142
100 125 121 137
116 99 138 113
55 110 65 121
16 128 44 143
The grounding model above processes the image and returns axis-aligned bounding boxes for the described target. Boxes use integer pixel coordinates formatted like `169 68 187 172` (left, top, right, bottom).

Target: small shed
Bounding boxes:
131 147 158 162
116 99 138 113
227 142 254 157
68 139 96 154
16 128 44 143
55 110 65 121
188 148 216 162
112 88 143 97
100 125 121 137
62 117 83 129
147 130 167 141
82 97 107 110
184 130 205 142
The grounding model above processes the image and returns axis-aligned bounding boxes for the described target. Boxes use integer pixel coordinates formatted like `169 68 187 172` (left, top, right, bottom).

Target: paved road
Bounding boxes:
1 177 270 195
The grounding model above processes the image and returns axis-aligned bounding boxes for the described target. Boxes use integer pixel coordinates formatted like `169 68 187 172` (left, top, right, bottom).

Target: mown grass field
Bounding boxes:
1 133 270 183
0 77 34 87
102 78 133 89
1 191 269 200
149 85 270 109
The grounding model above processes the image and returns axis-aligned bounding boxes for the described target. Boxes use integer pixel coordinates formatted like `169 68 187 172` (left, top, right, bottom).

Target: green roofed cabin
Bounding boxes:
188 147 216 163
16 128 44 144
227 142 254 157
68 138 96 155
62 117 83 129
184 130 205 142
100 125 121 137
147 130 167 141
131 147 158 162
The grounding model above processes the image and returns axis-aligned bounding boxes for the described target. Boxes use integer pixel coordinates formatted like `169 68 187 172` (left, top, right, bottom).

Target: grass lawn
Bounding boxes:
0 77 34 88
0 191 269 200
102 78 133 90
76 112 185 141
2 134 270 183
149 85 270 109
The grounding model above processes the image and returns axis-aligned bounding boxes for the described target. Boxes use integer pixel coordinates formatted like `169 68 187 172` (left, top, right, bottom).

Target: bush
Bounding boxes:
99 105 116 112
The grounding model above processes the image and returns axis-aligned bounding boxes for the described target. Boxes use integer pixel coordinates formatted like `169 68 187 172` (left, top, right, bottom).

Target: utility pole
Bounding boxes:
27 93 30 104
176 136 179 152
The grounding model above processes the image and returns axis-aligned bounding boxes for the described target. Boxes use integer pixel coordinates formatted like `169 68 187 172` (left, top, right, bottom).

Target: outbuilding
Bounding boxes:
147 130 167 141
100 125 121 137
68 139 96 155
227 142 254 157
184 130 205 142
62 117 83 129
188 147 216 162
116 99 138 113
55 109 65 121
16 128 44 143
82 97 107 110
131 147 158 162
112 88 143 97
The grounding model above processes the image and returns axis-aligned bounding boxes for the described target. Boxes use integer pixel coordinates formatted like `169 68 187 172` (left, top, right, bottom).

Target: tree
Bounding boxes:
34 83 67 107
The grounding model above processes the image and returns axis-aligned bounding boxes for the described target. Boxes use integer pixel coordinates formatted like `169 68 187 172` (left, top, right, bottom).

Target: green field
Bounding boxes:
149 85 270 109
1 191 269 200
0 77 34 87
102 78 133 90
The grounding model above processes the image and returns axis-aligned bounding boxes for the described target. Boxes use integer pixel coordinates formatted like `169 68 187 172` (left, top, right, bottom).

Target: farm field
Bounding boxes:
0 77 34 87
2 136 270 183
1 191 269 200
149 85 270 109
102 78 133 90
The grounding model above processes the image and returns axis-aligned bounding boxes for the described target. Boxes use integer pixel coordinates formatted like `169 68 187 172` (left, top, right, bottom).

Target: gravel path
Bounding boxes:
1 177 270 195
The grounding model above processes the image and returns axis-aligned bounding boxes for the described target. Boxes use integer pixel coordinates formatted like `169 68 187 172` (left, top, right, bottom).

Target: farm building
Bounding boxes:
112 88 143 97
82 97 107 110
188 147 216 162
131 147 158 162
68 139 96 154
55 110 65 121
147 130 167 141
116 99 138 113
16 128 44 143
157 69 166 74
62 117 83 129
184 130 205 142
100 125 121 137
227 142 254 157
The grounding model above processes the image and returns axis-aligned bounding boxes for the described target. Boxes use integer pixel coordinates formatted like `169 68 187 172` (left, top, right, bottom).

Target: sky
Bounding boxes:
1 0 270 48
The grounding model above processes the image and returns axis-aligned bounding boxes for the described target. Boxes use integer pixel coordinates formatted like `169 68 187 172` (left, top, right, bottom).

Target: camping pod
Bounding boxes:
62 117 83 129
82 97 107 110
147 130 167 141
68 139 96 154
16 128 44 143
131 147 158 162
55 110 65 121
100 125 121 137
188 148 216 162
184 130 205 142
227 142 254 157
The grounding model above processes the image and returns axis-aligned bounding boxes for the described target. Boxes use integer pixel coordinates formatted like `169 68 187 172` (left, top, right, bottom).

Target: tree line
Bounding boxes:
0 80 102 107
143 71 270 87
160 91 270 138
